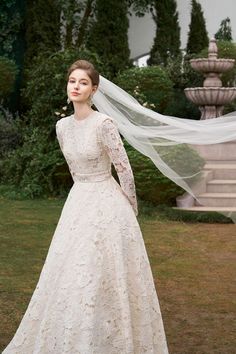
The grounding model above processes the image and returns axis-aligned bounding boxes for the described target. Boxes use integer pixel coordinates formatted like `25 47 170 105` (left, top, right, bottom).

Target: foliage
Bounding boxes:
0 48 106 198
164 55 202 119
0 0 25 112
24 0 61 67
114 59 201 119
215 17 233 42
0 126 67 199
123 139 204 205
147 0 181 66
59 0 96 49
114 65 173 113
127 0 155 17
0 108 22 158
86 0 132 79
21 48 105 126
163 88 200 119
0 0 23 58
152 204 233 223
0 57 18 99
186 0 208 55
123 140 182 205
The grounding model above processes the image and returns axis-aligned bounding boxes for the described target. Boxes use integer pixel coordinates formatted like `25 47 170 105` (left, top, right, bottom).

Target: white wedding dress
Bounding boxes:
2 110 169 354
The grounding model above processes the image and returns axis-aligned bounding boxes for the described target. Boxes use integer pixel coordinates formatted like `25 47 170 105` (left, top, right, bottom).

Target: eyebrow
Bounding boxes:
69 77 89 81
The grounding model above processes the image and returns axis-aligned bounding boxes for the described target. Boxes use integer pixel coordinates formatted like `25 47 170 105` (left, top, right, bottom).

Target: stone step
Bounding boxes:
207 179 236 193
192 142 236 161
197 192 236 207
206 160 236 164
204 164 236 179
173 206 236 212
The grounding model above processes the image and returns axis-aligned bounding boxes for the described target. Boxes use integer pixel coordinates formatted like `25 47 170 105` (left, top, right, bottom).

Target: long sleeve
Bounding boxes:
99 117 138 216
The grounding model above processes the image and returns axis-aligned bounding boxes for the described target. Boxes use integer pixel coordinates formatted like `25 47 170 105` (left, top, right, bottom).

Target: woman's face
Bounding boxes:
67 68 97 104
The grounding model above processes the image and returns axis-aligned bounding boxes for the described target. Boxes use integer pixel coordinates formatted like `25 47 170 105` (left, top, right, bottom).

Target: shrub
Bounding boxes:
0 48 106 198
21 47 105 126
0 108 22 158
0 56 18 100
123 139 204 205
114 66 174 113
114 65 205 205
164 55 202 119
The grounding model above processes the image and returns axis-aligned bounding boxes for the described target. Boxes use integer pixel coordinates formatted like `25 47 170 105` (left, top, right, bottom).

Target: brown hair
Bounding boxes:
67 59 100 87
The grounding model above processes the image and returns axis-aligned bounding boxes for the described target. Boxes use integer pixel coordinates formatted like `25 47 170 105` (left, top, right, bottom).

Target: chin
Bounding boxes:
71 98 85 103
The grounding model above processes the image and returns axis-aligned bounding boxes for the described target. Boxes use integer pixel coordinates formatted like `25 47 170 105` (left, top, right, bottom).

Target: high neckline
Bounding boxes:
72 110 97 124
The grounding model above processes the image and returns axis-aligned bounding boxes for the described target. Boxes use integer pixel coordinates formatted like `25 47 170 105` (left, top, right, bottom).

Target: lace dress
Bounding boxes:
2 110 169 354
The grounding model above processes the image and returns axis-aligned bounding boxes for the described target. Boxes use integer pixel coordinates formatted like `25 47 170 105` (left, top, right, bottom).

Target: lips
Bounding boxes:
71 92 79 96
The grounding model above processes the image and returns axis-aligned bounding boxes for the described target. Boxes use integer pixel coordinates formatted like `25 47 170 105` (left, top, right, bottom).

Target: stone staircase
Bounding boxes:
175 142 236 212
196 163 236 208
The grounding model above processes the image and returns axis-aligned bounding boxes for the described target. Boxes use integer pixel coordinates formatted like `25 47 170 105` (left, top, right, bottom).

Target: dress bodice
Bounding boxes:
56 111 111 181
56 111 138 215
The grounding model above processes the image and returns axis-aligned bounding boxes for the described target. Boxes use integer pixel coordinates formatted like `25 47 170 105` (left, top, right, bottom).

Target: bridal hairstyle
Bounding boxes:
67 59 100 87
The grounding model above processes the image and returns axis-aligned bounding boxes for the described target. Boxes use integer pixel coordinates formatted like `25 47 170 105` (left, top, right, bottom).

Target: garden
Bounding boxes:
0 0 236 353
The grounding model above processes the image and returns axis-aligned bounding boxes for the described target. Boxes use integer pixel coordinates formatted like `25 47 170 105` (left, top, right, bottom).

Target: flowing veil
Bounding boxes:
92 75 236 223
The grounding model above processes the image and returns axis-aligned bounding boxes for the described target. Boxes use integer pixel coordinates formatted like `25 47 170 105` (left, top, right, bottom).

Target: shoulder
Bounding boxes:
96 112 118 129
96 112 122 145
55 115 72 131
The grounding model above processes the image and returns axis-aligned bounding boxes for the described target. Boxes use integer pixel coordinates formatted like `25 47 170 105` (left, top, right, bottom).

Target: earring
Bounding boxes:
88 95 93 107
67 97 70 104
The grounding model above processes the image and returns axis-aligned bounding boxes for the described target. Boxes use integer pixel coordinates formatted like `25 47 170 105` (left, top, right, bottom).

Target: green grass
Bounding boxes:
0 197 235 353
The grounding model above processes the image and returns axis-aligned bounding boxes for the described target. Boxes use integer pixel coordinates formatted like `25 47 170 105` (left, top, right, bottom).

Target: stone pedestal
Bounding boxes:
176 140 236 211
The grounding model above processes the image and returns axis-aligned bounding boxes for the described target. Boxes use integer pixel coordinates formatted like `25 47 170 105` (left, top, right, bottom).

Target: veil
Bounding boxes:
92 75 236 223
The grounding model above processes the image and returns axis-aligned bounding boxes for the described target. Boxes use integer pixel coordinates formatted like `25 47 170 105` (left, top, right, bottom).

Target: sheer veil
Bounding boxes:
92 75 236 222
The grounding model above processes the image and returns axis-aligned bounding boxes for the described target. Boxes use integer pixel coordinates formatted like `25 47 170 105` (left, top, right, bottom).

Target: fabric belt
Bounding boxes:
73 170 112 183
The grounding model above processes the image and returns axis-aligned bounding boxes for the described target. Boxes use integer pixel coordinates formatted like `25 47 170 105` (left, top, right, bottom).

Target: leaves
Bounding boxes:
186 0 209 55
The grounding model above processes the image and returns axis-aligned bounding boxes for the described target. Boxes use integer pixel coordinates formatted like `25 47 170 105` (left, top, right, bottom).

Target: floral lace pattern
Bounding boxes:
2 111 169 354
97 117 138 216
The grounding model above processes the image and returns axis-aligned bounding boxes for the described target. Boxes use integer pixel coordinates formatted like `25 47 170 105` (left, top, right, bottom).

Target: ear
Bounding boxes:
92 85 98 94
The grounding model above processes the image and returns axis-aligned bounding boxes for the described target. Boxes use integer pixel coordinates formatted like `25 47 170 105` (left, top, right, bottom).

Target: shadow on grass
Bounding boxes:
138 199 233 224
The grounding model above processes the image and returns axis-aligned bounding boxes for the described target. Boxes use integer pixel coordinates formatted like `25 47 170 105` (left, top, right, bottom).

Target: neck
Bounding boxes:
73 102 94 120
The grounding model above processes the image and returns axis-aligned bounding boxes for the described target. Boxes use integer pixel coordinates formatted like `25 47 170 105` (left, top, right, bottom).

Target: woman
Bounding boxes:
2 60 169 353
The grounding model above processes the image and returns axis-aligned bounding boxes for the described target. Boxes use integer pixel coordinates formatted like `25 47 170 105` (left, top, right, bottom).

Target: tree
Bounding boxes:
86 0 131 79
147 0 181 66
24 0 61 66
186 0 208 54
0 0 25 113
59 0 97 49
0 0 23 59
127 0 155 17
215 17 233 42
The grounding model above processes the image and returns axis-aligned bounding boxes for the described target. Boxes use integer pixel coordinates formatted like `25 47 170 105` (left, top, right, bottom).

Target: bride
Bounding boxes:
2 59 169 353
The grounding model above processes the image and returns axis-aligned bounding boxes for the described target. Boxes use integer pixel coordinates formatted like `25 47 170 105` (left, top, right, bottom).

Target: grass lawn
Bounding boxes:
0 197 235 353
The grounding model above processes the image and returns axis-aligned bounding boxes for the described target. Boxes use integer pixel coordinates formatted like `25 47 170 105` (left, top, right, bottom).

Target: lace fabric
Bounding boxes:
98 117 138 216
2 111 169 354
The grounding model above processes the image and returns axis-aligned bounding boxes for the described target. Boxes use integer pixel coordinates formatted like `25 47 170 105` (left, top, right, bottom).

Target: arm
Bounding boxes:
55 120 64 150
99 117 138 216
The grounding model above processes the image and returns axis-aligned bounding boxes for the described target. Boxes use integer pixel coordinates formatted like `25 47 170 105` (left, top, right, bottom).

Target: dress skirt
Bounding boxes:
2 175 169 354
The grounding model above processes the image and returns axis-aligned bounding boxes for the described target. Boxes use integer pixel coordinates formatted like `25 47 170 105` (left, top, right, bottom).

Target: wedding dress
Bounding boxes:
2 110 169 354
